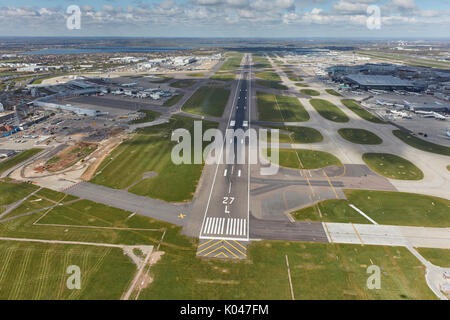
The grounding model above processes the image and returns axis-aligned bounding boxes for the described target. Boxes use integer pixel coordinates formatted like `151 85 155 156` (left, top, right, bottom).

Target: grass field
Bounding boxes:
170 79 197 88
284 71 303 82
210 72 236 81
189 73 205 77
338 128 383 145
325 89 342 97
182 86 231 117
130 110 162 124
0 195 192 299
2 195 54 220
341 99 385 124
266 126 323 144
255 71 281 82
417 248 450 268
300 89 320 96
0 148 42 175
163 94 183 107
393 130 450 156
252 55 272 69
219 53 244 71
295 83 309 87
257 92 309 122
36 188 78 203
293 189 450 228
255 79 288 90
363 153 424 180
140 240 435 299
292 199 375 224
1 187 78 220
0 199 176 247
0 241 136 300
91 115 218 202
0 180 38 208
268 148 342 170
310 99 349 123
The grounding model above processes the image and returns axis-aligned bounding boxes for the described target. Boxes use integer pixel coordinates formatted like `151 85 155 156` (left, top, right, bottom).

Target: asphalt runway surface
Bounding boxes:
198 54 252 241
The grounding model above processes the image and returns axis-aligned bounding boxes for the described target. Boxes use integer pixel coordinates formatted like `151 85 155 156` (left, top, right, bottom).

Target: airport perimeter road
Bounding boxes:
197 54 252 242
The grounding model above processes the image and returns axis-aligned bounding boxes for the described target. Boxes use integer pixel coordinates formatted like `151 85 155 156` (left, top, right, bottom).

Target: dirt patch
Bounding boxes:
81 134 126 181
139 273 154 290
150 251 165 266
39 142 97 172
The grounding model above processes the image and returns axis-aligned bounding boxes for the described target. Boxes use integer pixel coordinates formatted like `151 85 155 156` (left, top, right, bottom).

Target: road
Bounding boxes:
65 182 189 226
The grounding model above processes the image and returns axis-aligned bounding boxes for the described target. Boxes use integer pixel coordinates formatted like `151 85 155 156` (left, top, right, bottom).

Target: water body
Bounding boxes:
24 46 189 55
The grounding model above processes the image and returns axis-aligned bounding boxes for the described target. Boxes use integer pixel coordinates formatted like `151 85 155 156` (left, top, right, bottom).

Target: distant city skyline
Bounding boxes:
0 0 449 38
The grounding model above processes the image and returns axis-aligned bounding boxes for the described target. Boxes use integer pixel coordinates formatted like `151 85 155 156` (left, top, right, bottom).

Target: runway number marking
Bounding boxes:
223 197 235 205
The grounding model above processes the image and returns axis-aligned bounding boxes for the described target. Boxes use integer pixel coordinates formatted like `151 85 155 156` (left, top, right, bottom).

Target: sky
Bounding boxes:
0 0 449 38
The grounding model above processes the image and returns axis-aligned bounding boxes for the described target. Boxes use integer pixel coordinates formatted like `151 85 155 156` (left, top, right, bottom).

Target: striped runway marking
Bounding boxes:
196 239 248 260
202 217 247 237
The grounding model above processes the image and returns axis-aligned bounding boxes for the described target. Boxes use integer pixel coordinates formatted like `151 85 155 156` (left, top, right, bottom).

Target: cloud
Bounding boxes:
0 0 448 37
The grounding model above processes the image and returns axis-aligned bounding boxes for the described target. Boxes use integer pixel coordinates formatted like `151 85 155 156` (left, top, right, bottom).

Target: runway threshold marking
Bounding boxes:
198 238 215 248
224 240 247 257
208 245 239 259
196 239 248 260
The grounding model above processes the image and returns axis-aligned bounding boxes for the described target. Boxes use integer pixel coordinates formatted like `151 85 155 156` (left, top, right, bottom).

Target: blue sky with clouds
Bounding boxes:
0 0 448 38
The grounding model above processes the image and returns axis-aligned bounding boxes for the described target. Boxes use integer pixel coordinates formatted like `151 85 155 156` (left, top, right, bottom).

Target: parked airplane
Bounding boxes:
121 82 137 87
391 110 412 119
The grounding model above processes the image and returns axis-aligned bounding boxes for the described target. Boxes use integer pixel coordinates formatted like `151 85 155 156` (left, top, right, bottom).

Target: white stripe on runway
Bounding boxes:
203 217 210 234
224 169 227 177
207 217 214 234
214 218 220 234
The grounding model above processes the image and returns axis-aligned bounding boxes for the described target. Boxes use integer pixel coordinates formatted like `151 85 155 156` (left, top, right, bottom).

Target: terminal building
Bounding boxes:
343 75 419 91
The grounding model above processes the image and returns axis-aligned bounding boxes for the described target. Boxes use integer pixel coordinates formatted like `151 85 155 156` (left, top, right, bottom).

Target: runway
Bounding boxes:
197 54 252 242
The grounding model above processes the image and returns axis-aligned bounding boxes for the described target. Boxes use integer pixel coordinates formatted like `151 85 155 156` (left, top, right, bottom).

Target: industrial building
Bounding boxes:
33 101 101 117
